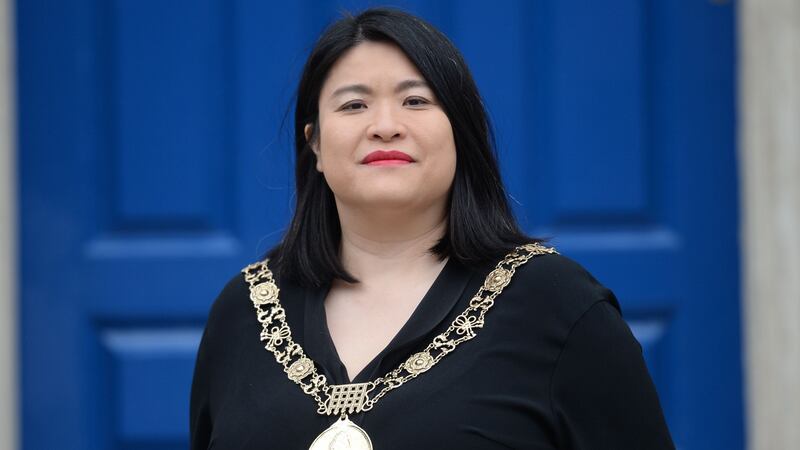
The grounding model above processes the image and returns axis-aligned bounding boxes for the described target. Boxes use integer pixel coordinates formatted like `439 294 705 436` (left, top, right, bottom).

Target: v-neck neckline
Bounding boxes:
302 256 476 385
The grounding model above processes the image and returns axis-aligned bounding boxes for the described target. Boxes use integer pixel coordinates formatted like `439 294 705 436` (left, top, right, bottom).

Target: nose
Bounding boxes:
367 103 406 141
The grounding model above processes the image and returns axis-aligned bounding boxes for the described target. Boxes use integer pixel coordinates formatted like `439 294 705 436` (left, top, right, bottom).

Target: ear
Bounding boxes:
304 123 323 173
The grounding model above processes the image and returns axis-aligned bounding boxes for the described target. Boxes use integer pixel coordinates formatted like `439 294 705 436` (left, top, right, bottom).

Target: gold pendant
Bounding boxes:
309 416 373 450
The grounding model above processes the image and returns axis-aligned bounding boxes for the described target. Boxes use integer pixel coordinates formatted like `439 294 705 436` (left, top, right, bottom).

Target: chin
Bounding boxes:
360 193 416 209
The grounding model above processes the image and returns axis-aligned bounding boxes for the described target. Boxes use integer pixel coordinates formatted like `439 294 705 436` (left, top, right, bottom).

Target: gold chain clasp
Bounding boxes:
325 382 371 415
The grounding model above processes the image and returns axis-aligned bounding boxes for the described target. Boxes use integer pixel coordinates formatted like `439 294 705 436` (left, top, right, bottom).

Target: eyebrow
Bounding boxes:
330 79 430 98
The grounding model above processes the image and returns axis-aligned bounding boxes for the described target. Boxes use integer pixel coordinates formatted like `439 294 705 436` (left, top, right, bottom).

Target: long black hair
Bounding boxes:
266 7 539 287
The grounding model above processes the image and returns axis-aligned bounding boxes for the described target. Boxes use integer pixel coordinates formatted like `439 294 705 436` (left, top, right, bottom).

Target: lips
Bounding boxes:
361 150 414 165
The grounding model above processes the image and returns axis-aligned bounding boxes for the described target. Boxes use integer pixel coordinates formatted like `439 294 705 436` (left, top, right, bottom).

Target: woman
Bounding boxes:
190 7 675 450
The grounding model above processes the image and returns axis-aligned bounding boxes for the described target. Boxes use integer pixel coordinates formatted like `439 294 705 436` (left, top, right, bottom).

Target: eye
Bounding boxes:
340 101 366 111
404 97 430 107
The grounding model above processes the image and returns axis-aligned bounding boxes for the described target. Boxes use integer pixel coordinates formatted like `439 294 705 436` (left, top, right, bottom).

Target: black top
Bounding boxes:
190 252 675 449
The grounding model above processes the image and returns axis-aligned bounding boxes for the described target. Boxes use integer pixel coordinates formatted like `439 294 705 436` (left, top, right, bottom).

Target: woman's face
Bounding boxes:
307 40 456 215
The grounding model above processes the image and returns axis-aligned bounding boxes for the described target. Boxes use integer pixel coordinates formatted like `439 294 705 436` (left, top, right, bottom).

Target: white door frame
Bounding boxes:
739 1 800 449
0 0 19 448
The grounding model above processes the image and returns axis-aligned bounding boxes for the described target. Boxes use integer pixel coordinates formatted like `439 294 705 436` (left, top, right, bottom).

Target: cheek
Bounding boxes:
428 112 455 146
319 125 360 169
316 121 358 190
423 117 457 171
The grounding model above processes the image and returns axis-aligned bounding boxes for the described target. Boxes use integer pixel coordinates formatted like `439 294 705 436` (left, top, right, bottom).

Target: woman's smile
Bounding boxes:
364 160 412 166
361 149 415 166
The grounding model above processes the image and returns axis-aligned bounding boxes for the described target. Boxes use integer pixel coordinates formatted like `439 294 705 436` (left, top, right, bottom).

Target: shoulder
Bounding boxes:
204 258 300 336
202 266 258 345
209 270 250 318
499 249 621 329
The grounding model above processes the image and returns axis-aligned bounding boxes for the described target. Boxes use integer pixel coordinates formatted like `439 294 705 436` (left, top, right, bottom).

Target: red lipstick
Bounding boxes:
361 150 414 165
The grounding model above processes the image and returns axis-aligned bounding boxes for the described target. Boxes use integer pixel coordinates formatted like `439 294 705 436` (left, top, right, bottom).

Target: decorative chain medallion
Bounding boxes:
242 242 558 416
326 383 371 415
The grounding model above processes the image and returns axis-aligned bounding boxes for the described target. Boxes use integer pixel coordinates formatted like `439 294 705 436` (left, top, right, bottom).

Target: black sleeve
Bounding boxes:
189 272 251 449
189 325 213 450
550 300 675 450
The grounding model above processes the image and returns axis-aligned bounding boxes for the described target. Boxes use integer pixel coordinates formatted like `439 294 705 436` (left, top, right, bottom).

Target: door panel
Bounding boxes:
18 1 741 448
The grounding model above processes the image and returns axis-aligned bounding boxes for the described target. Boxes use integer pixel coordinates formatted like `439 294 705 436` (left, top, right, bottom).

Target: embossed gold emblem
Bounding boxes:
403 352 434 375
287 357 314 382
483 267 512 292
250 281 279 305
309 416 373 450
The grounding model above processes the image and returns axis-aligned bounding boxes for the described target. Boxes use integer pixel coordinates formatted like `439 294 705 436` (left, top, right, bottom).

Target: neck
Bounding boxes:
334 202 448 285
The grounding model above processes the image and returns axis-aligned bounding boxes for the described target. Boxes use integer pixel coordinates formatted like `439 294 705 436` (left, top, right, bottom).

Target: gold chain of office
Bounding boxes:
242 242 558 417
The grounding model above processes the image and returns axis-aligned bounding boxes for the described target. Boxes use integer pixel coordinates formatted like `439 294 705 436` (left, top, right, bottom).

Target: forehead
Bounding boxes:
322 41 426 93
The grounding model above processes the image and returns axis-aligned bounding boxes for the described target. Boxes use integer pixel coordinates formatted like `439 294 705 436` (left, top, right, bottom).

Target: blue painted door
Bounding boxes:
18 1 741 449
